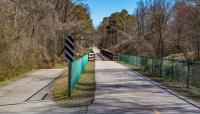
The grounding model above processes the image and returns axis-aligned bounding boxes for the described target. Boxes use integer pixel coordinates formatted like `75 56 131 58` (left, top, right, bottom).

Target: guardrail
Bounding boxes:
68 54 88 96
120 55 200 89
89 52 95 61
101 49 120 61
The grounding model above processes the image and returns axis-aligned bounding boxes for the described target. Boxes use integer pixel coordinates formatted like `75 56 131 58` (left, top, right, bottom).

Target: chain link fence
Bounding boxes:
69 54 89 95
120 55 200 89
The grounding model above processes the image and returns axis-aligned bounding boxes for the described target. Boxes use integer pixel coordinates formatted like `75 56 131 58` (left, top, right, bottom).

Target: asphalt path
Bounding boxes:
87 60 200 114
0 69 65 106
0 69 89 114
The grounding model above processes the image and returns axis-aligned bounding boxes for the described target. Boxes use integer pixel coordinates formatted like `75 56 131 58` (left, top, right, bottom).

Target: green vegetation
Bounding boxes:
51 62 95 107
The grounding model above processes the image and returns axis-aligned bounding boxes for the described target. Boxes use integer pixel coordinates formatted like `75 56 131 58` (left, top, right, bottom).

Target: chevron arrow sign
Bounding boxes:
64 36 75 63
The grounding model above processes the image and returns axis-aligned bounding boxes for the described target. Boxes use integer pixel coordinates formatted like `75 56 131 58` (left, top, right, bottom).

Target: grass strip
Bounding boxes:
51 61 95 107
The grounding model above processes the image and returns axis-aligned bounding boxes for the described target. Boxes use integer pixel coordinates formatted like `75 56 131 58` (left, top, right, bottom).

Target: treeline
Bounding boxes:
98 0 200 61
0 0 94 81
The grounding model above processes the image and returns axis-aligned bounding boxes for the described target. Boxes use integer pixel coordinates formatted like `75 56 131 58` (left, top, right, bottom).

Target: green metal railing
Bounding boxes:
68 54 89 96
120 55 200 89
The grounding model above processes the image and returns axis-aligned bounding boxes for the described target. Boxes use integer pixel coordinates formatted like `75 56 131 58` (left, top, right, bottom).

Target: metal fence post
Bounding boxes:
136 56 137 67
187 61 190 89
159 58 162 77
152 58 153 74
171 59 174 81
68 63 72 97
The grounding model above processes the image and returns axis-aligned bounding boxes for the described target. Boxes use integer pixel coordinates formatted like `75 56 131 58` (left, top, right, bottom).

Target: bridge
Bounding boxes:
0 47 199 114
88 47 200 114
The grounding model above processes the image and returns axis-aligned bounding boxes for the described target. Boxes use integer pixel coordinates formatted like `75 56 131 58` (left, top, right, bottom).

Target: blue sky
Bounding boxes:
82 0 140 27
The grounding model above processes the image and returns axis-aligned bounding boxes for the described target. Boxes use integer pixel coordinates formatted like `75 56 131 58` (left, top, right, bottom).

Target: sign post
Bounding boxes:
64 36 75 97
68 64 72 97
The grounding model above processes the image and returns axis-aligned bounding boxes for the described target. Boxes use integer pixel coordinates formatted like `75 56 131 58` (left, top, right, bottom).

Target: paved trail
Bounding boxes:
0 101 86 114
87 61 200 114
0 69 64 105
0 69 87 114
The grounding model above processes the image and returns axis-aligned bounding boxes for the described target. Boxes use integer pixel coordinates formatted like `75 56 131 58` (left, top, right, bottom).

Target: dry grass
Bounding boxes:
51 61 95 107
0 64 66 87
52 64 67 69
0 69 38 87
